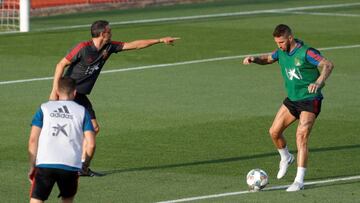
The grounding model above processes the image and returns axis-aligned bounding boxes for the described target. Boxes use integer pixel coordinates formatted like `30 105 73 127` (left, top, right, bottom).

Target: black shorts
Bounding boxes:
283 97 322 119
74 93 96 119
30 167 79 201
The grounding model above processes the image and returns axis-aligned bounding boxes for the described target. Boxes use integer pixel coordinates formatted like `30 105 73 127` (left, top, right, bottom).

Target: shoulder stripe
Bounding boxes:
111 41 124 46
307 49 323 62
65 41 92 61
271 49 279 61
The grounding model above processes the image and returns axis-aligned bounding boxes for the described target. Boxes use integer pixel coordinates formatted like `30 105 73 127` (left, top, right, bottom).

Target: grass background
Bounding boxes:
0 0 359 202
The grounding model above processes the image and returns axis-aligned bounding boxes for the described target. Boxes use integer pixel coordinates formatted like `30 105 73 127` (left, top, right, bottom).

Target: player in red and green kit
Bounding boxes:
243 24 334 191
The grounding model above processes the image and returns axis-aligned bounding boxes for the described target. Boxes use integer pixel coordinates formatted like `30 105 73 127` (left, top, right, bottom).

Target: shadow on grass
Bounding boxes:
99 144 360 176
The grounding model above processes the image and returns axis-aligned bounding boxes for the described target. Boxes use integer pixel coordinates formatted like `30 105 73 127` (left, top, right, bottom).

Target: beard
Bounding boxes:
285 43 291 52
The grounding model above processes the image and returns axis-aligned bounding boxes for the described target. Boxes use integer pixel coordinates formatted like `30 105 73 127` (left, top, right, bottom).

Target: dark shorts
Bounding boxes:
283 97 322 119
74 93 96 119
30 167 79 201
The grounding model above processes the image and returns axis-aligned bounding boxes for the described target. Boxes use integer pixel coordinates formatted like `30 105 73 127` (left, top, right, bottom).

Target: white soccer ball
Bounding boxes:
246 169 269 191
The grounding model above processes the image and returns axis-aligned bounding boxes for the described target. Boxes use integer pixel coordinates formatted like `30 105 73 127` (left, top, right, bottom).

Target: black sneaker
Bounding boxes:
79 168 104 177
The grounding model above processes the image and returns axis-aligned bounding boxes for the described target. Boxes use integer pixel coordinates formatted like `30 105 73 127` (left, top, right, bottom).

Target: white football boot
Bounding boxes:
277 154 295 179
286 181 304 192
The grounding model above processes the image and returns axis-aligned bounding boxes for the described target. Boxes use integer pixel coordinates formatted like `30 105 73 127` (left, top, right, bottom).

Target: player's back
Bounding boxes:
36 100 86 170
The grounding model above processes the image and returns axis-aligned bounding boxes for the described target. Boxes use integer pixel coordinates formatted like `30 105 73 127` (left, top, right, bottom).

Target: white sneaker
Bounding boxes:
286 181 304 192
277 154 295 179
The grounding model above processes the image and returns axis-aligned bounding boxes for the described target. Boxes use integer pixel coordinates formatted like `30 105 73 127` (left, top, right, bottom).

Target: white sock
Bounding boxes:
295 167 306 183
278 146 291 161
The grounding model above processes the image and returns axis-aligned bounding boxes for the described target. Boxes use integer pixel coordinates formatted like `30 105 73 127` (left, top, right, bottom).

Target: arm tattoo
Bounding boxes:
317 59 334 85
254 55 273 65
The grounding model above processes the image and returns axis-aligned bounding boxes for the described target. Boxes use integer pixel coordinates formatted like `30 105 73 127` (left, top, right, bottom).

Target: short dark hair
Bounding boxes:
91 20 109 37
58 77 76 95
272 24 292 37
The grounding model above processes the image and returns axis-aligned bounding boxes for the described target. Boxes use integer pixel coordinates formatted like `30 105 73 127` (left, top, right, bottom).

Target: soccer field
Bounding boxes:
1 0 360 202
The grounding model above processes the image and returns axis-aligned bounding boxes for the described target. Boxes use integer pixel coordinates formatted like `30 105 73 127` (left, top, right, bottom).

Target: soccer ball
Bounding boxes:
246 169 269 191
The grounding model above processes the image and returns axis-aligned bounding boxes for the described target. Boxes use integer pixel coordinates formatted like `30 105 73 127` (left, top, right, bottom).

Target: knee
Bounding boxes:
296 126 310 138
296 129 309 146
269 127 281 139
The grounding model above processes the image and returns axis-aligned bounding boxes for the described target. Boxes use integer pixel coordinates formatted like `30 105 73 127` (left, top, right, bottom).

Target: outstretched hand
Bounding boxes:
159 37 180 45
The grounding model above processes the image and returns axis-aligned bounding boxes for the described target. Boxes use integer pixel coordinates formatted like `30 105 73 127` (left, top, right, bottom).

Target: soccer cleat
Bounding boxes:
79 168 94 177
79 168 96 177
277 154 295 179
79 168 105 177
286 181 304 192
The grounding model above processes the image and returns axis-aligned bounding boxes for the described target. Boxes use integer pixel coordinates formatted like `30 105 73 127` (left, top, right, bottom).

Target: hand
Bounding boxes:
308 82 322 93
28 167 35 183
243 56 254 64
49 89 59 101
159 37 180 45
81 163 89 174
